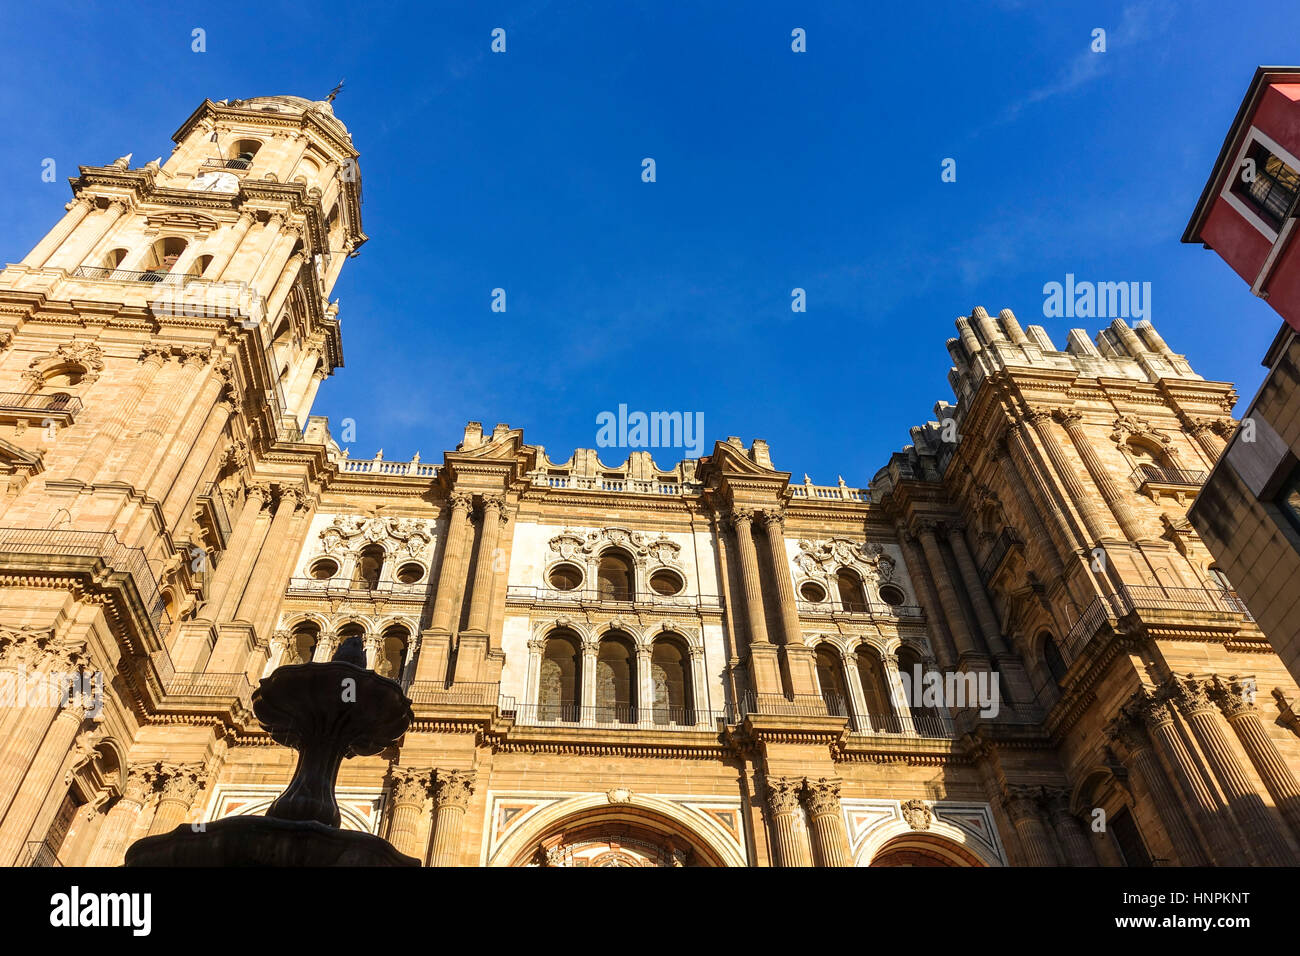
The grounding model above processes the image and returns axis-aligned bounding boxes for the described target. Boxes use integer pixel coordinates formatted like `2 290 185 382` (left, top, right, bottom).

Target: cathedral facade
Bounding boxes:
1 95 1299 867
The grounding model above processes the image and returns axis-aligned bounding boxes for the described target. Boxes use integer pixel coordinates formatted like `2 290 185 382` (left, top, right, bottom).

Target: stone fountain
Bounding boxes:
125 638 419 866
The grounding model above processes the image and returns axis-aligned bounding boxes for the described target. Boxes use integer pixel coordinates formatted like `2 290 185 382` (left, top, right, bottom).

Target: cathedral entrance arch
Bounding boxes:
869 832 988 866
489 792 747 867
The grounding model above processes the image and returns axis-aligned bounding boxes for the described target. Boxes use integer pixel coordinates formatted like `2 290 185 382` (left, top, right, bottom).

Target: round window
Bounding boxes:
649 570 684 596
878 584 906 607
800 582 827 603
309 558 338 580
395 562 424 585
548 563 583 591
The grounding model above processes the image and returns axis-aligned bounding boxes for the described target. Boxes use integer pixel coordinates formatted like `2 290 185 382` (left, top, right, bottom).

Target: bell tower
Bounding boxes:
0 93 366 620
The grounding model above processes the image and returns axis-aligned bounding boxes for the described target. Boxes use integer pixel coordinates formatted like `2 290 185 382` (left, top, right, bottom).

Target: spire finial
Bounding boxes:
325 78 345 103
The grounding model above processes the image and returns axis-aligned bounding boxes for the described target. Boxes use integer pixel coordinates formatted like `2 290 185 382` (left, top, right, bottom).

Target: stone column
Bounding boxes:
1209 676 1300 844
1137 692 1250 865
757 509 802 647
428 770 475 867
425 492 473 646
880 652 917 734
1185 418 1230 462
0 694 87 865
203 483 272 623
23 196 94 268
148 764 205 835
897 528 956 669
70 345 169 485
1043 787 1098 865
841 653 874 733
1003 786 1061 866
385 767 433 862
232 488 303 627
464 495 507 635
992 436 1070 584
266 251 307 321
157 362 235 528
730 508 770 647
1006 423 1088 555
636 643 655 725
1168 676 1296 865
54 198 127 270
915 521 979 659
118 347 210 489
263 629 292 677
1026 409 1108 544
1106 710 1209 866
944 522 1009 656
85 766 152 867
804 777 851 867
1054 410 1144 541
765 776 813 867
205 211 256 280
580 639 598 722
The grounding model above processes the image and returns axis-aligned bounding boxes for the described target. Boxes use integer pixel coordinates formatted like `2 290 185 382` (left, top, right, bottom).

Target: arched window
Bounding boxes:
376 624 409 682
596 632 636 723
815 644 849 717
102 248 129 271
290 621 320 665
230 139 261 168
332 622 366 664
143 237 187 279
651 634 692 725
597 550 634 601
837 569 868 612
856 647 896 733
353 544 384 590
1208 566 1232 592
1041 631 1068 686
539 630 581 722
897 646 944 735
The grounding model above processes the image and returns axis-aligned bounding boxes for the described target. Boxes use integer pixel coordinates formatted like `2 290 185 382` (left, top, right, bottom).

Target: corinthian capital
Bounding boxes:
764 776 802 814
1166 674 1216 717
1207 675 1257 719
758 508 786 531
448 491 474 512
729 507 755 529
1002 785 1044 821
1051 408 1084 428
435 769 476 809
155 763 205 806
390 766 433 806
482 494 509 521
803 777 842 817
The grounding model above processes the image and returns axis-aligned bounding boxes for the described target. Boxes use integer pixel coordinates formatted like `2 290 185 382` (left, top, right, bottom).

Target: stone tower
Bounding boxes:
0 96 365 864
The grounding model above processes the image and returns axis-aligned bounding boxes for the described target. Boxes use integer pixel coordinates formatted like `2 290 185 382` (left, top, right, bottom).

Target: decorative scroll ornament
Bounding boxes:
548 526 682 566
794 538 895 581
22 340 106 388
319 514 432 557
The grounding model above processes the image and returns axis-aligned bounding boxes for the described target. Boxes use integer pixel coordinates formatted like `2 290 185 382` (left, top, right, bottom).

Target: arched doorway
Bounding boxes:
870 833 987 867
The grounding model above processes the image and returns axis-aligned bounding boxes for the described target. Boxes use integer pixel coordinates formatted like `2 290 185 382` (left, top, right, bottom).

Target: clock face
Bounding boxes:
188 171 239 193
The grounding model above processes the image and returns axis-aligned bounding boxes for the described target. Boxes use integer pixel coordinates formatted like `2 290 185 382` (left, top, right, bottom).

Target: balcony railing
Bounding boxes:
1131 463 1208 489
734 692 843 719
980 528 1022 581
196 481 232 541
200 157 253 171
1063 585 1253 662
339 456 439 477
857 710 955 738
506 584 725 611
0 390 83 418
148 648 253 710
530 473 703 496
21 841 63 867
508 701 725 730
0 527 168 634
284 576 428 601
405 681 501 707
795 597 924 621
72 264 210 285
790 481 869 502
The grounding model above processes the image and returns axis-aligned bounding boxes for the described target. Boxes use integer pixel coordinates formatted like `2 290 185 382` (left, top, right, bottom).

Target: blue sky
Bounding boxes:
0 1 1294 485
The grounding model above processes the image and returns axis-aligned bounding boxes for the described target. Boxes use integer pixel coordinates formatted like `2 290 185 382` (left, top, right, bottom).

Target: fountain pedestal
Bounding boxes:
125 660 419 867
